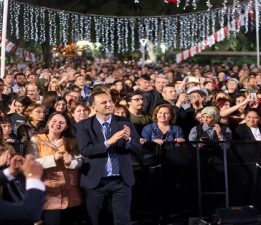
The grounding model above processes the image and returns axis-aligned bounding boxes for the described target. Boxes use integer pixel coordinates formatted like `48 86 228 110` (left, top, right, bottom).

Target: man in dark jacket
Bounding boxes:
76 90 142 225
142 74 169 115
0 154 45 224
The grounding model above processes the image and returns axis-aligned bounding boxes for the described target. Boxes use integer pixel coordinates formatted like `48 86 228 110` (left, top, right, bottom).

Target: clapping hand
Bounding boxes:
139 138 147 145
63 153 72 166
0 150 12 167
54 151 64 160
106 125 131 145
22 154 43 180
153 139 164 145
8 155 24 175
122 125 131 141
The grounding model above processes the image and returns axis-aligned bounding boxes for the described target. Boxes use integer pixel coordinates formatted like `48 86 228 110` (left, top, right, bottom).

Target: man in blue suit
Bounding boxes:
0 154 45 224
76 90 142 225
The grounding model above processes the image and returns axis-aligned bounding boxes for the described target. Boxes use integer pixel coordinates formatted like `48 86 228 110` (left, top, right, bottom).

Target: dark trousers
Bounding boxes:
84 177 132 225
43 206 85 225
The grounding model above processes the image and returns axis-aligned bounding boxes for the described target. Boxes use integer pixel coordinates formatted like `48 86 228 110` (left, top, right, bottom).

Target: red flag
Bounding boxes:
166 0 177 4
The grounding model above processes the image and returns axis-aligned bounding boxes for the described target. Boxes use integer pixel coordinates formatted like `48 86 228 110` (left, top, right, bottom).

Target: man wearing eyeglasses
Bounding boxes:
125 90 151 136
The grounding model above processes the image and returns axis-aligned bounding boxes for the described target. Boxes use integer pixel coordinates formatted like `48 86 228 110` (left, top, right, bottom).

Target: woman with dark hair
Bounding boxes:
54 96 67 113
233 108 261 141
30 112 83 225
17 103 46 154
212 90 230 105
231 108 261 206
0 116 20 148
214 95 251 126
7 96 32 134
41 91 59 120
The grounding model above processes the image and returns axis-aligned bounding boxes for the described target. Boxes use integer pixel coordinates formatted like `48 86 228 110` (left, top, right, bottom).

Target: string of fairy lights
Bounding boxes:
1 0 259 53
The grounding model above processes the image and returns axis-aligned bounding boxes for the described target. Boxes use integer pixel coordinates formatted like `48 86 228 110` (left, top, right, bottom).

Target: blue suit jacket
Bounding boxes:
0 171 45 224
76 115 142 189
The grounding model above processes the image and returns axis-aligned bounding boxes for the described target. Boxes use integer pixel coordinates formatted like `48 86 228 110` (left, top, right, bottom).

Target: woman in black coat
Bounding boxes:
232 108 261 207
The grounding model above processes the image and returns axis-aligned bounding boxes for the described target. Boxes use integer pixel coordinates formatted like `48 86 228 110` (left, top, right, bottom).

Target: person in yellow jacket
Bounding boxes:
30 111 83 225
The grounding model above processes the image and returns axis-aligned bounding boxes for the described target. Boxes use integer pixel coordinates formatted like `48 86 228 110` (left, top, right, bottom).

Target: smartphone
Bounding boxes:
181 101 191 110
250 90 257 101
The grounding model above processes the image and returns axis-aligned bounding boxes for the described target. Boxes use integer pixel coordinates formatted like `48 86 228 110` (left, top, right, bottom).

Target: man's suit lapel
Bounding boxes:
110 115 119 137
93 117 105 141
245 124 256 141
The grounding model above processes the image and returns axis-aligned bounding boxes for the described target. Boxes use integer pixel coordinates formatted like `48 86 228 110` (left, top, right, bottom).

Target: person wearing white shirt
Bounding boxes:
0 154 45 224
234 109 261 141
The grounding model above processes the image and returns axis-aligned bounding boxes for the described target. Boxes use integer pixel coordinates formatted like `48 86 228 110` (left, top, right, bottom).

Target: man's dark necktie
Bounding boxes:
103 122 120 175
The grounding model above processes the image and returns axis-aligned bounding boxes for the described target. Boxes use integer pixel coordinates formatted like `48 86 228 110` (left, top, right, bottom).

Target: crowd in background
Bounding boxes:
0 58 260 224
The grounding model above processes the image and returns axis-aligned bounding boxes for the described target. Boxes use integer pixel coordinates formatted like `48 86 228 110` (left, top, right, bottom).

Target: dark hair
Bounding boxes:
65 83 81 92
0 126 3 146
125 90 144 103
63 89 80 100
14 96 32 108
89 90 110 106
42 91 58 108
214 97 231 110
245 108 261 118
42 112 71 137
41 112 76 153
14 73 25 79
0 116 12 125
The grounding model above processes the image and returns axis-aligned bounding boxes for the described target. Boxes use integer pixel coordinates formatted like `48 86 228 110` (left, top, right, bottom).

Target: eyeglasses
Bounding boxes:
131 98 143 101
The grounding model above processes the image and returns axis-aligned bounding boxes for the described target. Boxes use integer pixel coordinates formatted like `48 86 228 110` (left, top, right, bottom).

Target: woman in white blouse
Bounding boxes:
233 109 261 141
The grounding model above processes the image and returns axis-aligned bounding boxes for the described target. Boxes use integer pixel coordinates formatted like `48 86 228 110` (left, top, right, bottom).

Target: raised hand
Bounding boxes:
22 154 43 180
63 153 72 165
8 155 24 175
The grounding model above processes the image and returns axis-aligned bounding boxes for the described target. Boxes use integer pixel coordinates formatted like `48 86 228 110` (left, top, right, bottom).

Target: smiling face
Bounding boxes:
156 107 172 124
15 101 26 114
93 93 114 118
245 111 260 128
55 100 67 112
72 105 89 123
48 114 68 135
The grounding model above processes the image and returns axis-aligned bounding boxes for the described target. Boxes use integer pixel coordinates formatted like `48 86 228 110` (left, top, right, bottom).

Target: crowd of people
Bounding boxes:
0 58 260 225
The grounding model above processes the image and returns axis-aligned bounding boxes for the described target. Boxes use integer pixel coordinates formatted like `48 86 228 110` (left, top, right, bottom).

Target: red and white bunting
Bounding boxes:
0 36 36 62
176 17 243 63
